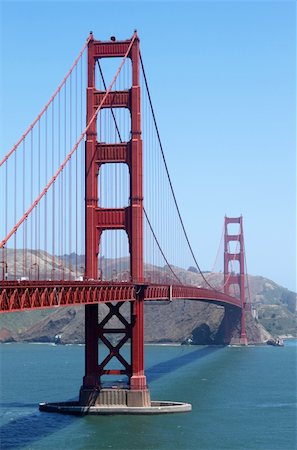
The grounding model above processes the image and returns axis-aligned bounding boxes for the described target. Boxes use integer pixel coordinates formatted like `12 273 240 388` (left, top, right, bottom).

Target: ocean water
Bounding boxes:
0 341 296 450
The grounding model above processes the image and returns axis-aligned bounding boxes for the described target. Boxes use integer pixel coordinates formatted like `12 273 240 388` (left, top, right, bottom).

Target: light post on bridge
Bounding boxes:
122 270 131 282
0 261 8 280
61 264 66 280
29 262 40 280
51 268 56 281
97 268 102 281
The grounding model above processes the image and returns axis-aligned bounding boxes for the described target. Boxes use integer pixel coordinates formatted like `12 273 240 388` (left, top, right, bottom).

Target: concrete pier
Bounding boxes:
79 387 151 408
39 399 192 415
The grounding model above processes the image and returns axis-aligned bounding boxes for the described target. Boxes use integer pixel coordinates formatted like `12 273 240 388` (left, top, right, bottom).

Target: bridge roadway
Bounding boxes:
0 281 241 313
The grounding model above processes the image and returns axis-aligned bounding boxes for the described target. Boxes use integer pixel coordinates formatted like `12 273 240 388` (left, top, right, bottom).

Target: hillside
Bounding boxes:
0 252 296 344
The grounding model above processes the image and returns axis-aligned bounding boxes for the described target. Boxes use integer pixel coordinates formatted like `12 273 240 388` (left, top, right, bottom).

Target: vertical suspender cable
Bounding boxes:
45 110 48 279
52 100 55 279
64 79 67 276
69 73 72 279
81 54 84 272
22 139 25 275
38 120 41 261
75 63 78 278
30 129 33 272
14 151 16 279
58 90 62 277
5 162 8 278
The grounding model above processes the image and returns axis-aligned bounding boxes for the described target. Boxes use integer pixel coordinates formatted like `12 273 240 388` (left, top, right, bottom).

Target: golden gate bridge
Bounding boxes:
0 32 249 414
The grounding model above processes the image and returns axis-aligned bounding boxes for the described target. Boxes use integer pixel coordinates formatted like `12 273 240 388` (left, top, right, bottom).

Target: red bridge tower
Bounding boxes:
224 216 248 345
80 32 150 407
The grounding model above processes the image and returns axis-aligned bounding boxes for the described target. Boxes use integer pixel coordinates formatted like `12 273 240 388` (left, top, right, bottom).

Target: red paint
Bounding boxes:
224 216 248 344
0 281 242 313
84 33 146 389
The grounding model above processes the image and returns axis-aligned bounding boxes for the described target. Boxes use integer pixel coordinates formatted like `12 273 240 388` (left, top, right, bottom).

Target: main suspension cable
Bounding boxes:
0 34 137 250
243 240 251 304
97 58 181 283
139 52 217 291
143 208 182 284
0 34 92 168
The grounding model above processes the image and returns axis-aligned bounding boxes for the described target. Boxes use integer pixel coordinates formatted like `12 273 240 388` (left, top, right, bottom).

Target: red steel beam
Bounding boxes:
96 208 128 229
94 90 130 109
0 281 241 313
96 142 130 164
93 40 132 59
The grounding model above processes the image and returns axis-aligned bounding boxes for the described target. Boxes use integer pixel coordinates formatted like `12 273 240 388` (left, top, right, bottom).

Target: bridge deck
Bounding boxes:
0 281 241 313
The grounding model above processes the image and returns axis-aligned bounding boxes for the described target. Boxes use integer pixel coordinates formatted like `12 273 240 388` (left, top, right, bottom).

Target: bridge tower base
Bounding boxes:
79 292 151 408
79 387 151 408
39 399 191 415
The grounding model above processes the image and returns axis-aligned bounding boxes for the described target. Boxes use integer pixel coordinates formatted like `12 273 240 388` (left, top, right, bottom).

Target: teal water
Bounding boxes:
0 341 296 449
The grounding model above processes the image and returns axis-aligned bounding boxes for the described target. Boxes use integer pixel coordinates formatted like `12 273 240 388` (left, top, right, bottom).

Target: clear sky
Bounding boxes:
0 1 296 291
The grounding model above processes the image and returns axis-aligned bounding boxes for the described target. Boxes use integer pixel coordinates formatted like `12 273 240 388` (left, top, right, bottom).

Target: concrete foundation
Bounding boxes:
79 387 151 408
39 400 192 415
40 384 190 415
230 336 248 346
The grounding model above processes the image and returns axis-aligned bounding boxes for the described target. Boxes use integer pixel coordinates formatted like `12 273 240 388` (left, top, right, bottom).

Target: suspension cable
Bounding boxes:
143 208 182 284
210 223 224 274
0 34 92 168
243 240 251 304
0 34 137 249
97 61 122 143
97 58 181 283
139 52 217 291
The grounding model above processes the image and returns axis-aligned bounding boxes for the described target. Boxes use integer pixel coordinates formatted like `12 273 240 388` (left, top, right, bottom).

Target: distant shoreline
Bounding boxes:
2 339 296 346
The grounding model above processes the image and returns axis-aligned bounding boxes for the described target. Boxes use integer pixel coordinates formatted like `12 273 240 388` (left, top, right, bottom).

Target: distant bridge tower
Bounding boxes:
224 216 248 345
80 32 150 407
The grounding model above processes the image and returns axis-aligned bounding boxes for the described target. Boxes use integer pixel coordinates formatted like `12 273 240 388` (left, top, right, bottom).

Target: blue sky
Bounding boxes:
0 1 296 291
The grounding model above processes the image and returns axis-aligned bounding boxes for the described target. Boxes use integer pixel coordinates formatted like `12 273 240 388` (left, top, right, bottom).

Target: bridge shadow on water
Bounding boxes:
146 344 223 383
0 345 224 449
0 401 77 449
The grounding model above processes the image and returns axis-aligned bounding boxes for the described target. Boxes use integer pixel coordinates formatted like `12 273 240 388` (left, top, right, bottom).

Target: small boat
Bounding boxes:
266 338 284 347
54 334 62 345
